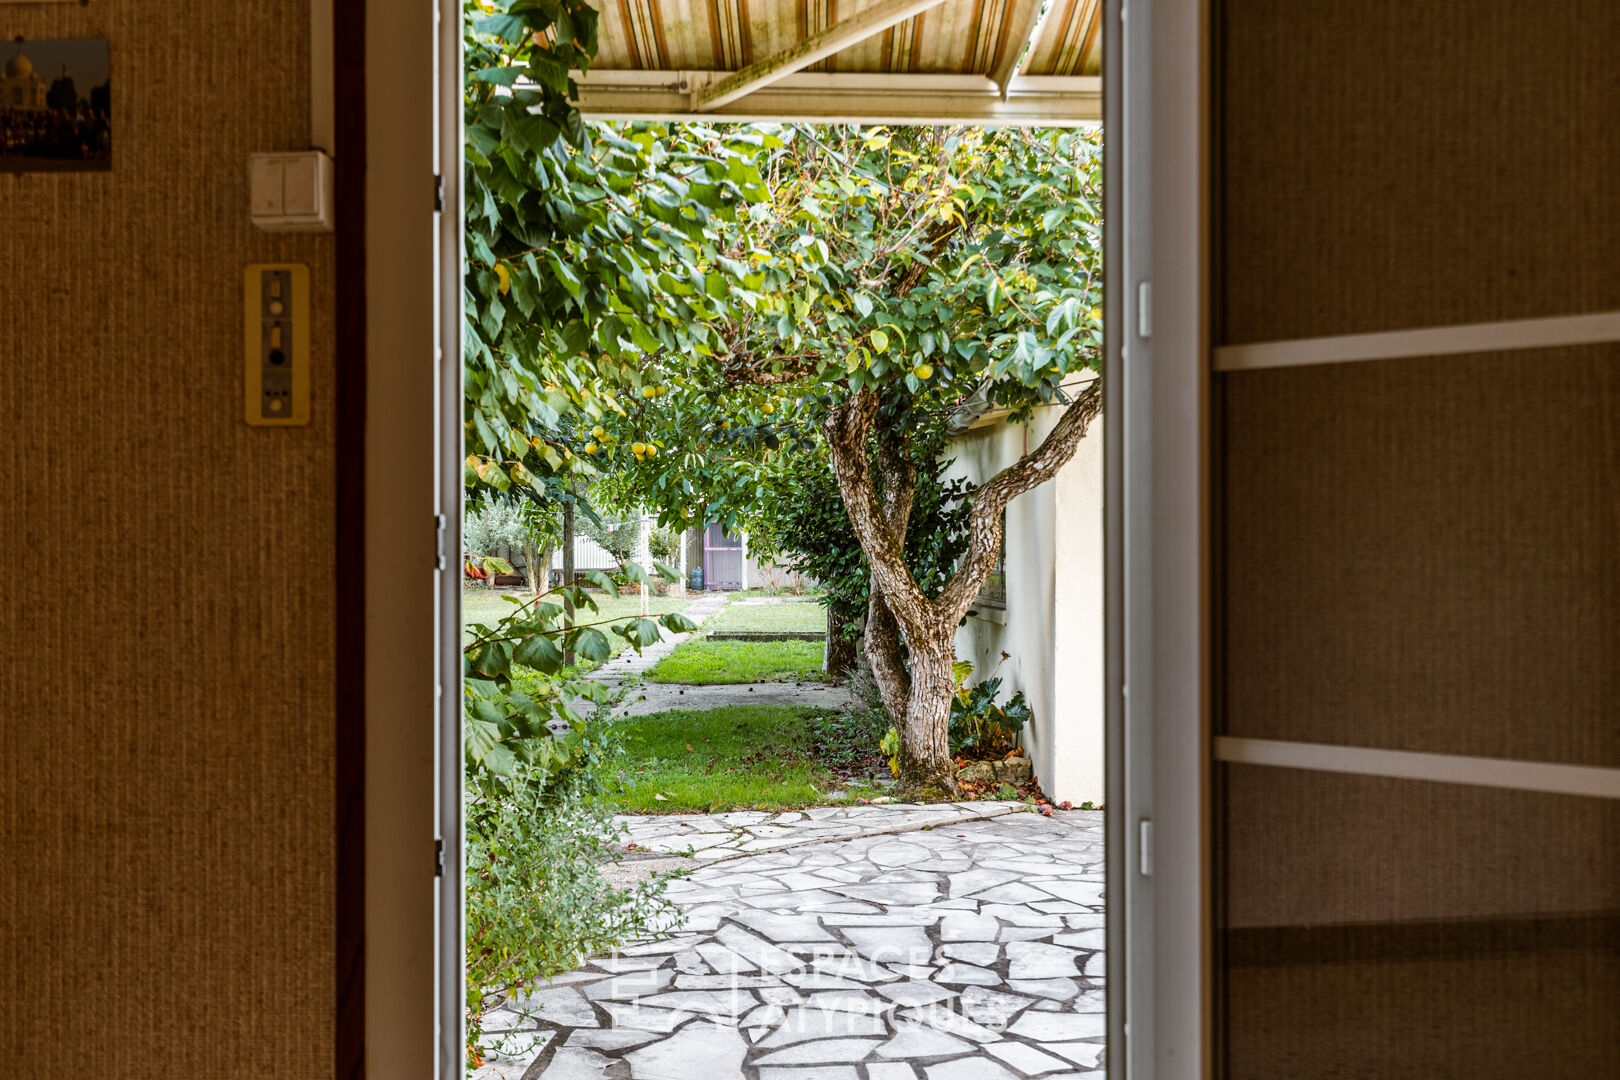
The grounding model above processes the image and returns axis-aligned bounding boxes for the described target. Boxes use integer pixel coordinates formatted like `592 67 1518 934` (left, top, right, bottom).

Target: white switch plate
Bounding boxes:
249 152 334 233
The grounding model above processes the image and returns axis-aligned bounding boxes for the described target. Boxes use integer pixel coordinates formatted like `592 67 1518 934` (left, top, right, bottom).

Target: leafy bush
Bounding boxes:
948 671 1032 756
465 493 559 591
648 524 681 563
465 728 669 1059
464 495 528 557
577 513 636 563
462 563 695 1069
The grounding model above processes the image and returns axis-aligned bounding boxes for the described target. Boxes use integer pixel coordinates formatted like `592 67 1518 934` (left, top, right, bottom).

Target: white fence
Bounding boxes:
546 535 619 573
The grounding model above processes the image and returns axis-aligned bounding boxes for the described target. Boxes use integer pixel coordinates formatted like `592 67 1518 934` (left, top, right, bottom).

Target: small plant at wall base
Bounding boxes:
946 657 1032 757
881 657 1031 771
461 561 695 1070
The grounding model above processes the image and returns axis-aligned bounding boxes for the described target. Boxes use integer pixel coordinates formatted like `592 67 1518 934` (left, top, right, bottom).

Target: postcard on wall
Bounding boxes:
2 36 110 172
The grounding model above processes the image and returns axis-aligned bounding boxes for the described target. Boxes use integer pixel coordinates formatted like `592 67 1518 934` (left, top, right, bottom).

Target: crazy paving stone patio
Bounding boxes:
479 804 1106 1079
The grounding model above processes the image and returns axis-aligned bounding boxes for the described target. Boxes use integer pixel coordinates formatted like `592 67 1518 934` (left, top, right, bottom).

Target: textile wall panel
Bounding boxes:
1219 346 1620 764
1218 766 1620 1078
0 3 334 1077
1218 0 1620 344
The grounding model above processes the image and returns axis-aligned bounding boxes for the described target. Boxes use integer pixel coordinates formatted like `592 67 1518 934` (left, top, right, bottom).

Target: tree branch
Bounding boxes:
937 380 1103 620
823 390 935 640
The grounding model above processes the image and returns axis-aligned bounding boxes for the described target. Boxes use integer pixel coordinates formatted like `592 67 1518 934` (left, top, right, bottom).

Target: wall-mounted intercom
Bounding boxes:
243 264 310 426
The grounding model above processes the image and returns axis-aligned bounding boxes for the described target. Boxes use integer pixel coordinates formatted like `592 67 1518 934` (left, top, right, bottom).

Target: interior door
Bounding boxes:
1208 2 1620 1077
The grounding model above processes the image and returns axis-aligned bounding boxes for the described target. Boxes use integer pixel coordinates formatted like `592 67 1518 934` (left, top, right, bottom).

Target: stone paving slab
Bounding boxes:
475 807 1106 1080
618 802 1024 863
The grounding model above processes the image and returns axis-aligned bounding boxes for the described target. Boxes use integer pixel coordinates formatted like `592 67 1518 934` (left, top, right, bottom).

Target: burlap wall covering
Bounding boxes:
1 3 334 1076
1218 0 1620 344
1216 1 1620 1075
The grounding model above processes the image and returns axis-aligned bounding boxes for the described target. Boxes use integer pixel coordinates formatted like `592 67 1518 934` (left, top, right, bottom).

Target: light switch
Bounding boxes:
283 156 318 215
249 156 283 216
248 151 334 233
244 264 310 426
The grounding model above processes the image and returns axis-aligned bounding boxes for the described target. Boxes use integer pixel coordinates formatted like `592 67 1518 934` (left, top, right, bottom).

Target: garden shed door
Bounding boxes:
702 523 744 590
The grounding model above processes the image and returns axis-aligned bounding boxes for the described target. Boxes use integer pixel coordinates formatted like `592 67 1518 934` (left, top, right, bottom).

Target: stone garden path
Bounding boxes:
478 805 1106 1080
594 593 855 717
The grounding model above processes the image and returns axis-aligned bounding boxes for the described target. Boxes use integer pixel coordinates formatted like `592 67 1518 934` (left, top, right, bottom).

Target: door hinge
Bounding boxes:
1139 819 1154 876
1137 281 1153 340
435 837 445 878
435 513 448 571
434 174 444 212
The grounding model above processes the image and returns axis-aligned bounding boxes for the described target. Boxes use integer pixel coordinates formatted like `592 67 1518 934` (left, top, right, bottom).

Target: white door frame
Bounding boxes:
361 0 1213 1074
1107 0 1211 1077
435 0 468 1073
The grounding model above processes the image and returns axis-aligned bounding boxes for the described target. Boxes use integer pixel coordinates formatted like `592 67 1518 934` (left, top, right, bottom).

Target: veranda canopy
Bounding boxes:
573 0 1101 124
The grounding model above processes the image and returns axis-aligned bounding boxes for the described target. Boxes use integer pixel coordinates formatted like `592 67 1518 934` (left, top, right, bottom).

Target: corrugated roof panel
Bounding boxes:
1021 0 1102 76
583 0 1099 77
744 0 804 62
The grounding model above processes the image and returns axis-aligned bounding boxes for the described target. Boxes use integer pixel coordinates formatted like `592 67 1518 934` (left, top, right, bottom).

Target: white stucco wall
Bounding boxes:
945 409 1105 805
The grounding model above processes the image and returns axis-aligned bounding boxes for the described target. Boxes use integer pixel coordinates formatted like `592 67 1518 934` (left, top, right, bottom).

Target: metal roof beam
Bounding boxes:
989 0 1053 99
692 0 954 112
575 70 1101 126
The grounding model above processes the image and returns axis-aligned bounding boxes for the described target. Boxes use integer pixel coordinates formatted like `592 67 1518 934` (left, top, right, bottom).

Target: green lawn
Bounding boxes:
608 706 832 812
704 599 828 634
461 587 691 652
645 638 826 684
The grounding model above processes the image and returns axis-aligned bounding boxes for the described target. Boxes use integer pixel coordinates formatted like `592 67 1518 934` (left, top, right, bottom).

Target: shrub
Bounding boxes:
464 722 672 1061
462 564 696 1069
648 524 681 563
805 704 892 774
947 660 1033 756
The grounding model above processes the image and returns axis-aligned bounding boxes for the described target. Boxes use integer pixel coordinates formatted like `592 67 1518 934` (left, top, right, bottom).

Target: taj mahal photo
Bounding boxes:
2 36 110 172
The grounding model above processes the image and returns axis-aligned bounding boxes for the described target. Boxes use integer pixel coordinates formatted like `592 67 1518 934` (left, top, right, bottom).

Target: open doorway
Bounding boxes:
447 3 1109 1077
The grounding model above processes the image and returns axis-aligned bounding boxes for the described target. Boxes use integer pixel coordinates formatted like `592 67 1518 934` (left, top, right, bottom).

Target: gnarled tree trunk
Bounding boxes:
896 623 957 798
824 605 860 680
825 382 1103 798
864 580 911 728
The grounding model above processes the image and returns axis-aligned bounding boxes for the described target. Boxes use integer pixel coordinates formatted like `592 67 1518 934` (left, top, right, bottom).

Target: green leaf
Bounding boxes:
571 626 612 661
471 65 526 87
583 569 619 595
627 618 662 647
512 633 565 673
